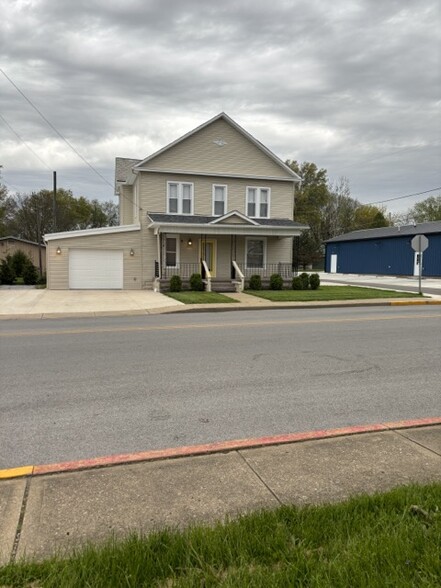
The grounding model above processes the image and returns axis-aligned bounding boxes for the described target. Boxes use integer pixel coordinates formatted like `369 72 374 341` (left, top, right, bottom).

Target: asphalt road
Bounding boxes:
1 306 440 469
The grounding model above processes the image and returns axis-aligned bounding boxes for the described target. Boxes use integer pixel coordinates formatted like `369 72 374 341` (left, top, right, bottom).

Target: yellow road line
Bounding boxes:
1 313 440 338
0 465 33 479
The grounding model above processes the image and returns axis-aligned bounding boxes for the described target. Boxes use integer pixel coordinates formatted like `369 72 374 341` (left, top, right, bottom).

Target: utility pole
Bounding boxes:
53 171 57 232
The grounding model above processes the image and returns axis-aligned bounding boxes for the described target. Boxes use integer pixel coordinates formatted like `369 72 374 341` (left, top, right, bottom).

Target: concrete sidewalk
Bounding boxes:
1 287 440 320
1 420 440 564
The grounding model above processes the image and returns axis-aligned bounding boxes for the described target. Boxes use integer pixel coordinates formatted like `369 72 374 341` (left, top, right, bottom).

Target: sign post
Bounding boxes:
411 235 429 295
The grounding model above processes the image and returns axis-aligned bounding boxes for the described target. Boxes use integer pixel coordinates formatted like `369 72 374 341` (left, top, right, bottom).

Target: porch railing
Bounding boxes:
237 263 296 279
161 262 202 279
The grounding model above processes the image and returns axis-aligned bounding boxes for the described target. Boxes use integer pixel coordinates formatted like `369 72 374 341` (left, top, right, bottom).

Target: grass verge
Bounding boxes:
1 483 440 587
246 285 420 302
165 291 238 304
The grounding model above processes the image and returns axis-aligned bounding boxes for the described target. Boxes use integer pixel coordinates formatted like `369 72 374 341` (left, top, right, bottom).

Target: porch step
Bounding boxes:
210 280 237 292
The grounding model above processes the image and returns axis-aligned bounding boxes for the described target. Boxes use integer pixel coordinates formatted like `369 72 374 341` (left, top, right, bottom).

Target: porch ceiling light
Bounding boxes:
187 238 193 246
56 246 61 254
130 248 135 256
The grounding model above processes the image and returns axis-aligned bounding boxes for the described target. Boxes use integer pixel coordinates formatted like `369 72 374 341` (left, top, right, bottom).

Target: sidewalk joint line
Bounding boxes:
236 449 283 506
390 429 441 458
10 476 31 563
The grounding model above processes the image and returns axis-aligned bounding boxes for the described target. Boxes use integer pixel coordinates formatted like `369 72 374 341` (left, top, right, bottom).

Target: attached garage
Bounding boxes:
69 249 123 289
44 224 142 290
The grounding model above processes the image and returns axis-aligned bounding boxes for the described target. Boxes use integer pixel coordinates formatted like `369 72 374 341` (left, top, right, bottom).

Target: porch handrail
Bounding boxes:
232 260 244 292
201 260 212 292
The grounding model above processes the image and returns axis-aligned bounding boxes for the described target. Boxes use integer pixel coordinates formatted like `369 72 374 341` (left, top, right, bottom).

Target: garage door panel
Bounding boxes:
69 249 123 289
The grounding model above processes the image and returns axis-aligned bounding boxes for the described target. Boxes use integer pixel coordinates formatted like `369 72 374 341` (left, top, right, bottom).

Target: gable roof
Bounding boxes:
0 236 45 247
209 210 259 225
147 212 307 228
326 221 441 243
133 113 302 181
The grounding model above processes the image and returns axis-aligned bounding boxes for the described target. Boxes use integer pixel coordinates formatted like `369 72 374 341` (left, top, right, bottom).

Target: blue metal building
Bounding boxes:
325 221 441 277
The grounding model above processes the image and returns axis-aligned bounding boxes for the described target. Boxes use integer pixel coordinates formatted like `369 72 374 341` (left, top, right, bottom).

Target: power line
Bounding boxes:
0 68 114 189
0 113 52 171
368 187 441 205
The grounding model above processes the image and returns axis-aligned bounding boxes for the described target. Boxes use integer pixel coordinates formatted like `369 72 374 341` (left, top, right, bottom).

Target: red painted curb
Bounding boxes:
31 417 441 477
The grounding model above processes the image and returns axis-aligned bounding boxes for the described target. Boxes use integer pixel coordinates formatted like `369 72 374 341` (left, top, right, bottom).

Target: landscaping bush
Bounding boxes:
309 273 320 290
0 255 15 285
299 272 310 290
169 275 182 292
292 276 303 290
189 273 204 291
37 273 47 286
23 261 38 285
248 274 262 290
11 250 31 277
269 273 283 290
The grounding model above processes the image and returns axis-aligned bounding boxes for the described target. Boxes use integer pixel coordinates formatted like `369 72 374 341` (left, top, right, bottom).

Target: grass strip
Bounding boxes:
245 285 420 302
1 483 440 587
165 291 238 304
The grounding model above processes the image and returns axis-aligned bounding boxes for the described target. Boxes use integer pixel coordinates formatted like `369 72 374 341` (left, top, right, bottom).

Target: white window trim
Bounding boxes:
212 184 228 216
245 186 271 219
164 233 180 268
167 181 194 215
245 236 267 269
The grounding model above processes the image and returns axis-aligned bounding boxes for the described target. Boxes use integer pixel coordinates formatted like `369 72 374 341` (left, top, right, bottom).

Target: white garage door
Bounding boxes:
69 249 123 289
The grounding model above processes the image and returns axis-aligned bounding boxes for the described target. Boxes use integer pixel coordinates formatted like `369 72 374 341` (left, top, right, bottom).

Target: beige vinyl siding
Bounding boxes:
119 185 135 225
46 230 142 290
162 234 292 278
140 119 291 178
141 173 294 219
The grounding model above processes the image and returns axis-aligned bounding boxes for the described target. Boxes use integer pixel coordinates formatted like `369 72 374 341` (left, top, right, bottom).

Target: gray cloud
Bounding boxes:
1 0 440 211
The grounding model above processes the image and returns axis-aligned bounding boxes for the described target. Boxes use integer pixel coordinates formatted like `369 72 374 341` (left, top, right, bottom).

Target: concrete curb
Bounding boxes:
0 298 440 320
1 417 440 481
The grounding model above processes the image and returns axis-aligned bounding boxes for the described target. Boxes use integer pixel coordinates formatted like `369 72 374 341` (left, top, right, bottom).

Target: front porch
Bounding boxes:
147 211 307 292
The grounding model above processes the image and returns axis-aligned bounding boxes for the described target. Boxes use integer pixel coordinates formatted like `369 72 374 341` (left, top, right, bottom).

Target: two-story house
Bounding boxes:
44 113 307 290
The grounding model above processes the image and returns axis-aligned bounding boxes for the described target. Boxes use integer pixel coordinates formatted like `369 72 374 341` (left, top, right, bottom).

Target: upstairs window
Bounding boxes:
212 185 227 216
246 187 270 218
167 182 194 215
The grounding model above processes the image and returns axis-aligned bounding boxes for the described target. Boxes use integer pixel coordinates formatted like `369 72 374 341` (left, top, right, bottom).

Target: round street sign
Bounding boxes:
411 234 429 252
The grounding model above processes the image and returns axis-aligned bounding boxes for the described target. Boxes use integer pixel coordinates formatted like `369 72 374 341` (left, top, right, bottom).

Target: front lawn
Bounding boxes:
246 285 420 302
1 483 440 587
166 291 238 304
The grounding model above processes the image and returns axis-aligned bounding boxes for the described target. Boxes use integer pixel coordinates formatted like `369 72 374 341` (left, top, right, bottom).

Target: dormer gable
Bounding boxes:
133 113 301 181
209 210 259 225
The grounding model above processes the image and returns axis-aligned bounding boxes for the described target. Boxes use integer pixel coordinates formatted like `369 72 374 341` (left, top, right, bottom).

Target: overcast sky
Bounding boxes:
1 0 440 213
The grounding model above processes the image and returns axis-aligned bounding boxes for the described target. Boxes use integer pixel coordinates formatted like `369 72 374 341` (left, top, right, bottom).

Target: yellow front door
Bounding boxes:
200 239 216 277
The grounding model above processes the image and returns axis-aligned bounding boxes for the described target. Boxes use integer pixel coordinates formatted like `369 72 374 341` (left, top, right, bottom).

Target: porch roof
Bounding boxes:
147 212 308 237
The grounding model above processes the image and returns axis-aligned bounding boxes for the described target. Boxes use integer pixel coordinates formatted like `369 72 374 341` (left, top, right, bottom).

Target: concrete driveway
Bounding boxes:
0 288 183 318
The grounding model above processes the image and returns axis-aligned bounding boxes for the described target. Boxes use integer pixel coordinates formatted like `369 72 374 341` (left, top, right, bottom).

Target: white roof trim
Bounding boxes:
133 113 302 181
44 224 141 242
209 210 259 225
147 221 304 237
132 168 297 182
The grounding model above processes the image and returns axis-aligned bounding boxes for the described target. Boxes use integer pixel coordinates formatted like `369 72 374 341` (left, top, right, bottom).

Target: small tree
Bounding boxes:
248 274 262 290
269 273 283 290
23 261 38 285
189 273 204 291
11 250 30 277
0 255 15 285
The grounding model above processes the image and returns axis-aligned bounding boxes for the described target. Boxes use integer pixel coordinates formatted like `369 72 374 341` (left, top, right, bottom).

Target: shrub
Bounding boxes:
37 273 47 286
269 273 283 290
248 274 262 290
189 273 204 291
292 276 303 290
23 261 38 285
299 272 310 290
0 256 15 285
11 250 31 277
169 275 182 292
310 273 320 290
